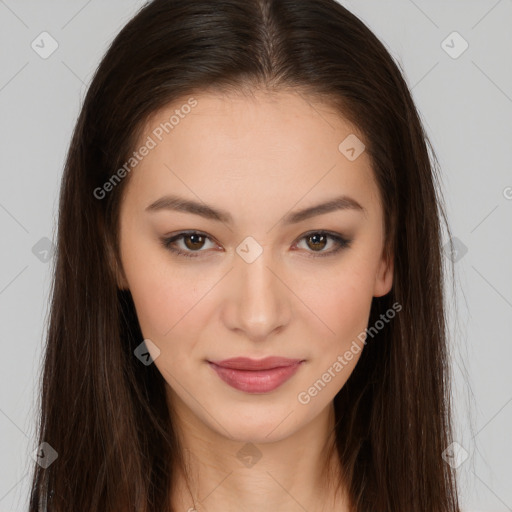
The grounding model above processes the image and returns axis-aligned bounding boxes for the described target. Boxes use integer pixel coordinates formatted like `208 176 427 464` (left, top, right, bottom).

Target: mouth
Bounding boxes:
207 357 305 393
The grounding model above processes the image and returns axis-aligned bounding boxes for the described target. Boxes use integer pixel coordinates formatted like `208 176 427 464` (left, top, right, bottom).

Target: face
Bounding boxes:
116 90 393 443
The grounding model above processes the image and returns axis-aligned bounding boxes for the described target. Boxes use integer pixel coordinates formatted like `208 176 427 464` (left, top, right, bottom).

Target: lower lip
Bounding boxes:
208 361 303 393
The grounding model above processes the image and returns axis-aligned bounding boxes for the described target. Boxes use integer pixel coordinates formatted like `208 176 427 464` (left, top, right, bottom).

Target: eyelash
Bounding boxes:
160 230 352 259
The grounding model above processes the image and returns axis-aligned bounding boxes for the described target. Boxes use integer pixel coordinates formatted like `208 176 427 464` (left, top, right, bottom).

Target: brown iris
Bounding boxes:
183 233 207 251
305 233 328 252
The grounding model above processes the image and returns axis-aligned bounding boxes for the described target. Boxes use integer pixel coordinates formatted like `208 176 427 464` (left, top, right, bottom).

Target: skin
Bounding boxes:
116 89 393 512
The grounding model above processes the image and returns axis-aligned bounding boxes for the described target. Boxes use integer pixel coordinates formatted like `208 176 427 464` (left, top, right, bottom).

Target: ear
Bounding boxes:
106 236 129 290
373 246 394 297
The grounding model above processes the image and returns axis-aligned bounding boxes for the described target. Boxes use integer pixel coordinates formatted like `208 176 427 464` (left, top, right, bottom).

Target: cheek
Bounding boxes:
120 232 211 340
296 261 375 352
292 268 374 404
127 268 213 341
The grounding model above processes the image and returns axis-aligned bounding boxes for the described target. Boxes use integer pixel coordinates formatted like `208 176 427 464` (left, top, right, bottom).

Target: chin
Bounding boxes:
207 405 305 443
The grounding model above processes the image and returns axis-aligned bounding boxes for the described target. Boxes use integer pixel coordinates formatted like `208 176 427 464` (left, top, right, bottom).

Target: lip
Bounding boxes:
210 356 304 370
207 357 305 393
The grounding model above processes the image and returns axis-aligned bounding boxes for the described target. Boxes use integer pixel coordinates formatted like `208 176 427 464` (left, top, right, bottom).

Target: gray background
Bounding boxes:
0 1 511 510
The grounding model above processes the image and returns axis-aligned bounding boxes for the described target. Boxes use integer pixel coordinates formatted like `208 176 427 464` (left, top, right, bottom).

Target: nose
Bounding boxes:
221 249 291 342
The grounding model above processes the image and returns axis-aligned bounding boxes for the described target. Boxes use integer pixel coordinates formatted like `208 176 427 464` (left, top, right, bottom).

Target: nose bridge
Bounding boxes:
240 249 275 298
226 244 290 339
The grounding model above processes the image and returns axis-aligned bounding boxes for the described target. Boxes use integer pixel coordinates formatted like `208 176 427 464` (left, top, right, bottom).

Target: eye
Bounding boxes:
160 230 352 259
160 231 219 258
292 231 351 258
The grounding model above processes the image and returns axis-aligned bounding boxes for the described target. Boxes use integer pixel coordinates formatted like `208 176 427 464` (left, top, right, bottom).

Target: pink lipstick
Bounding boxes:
207 356 304 393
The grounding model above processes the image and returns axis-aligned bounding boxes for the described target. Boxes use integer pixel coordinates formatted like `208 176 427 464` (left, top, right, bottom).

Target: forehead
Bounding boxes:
122 90 381 219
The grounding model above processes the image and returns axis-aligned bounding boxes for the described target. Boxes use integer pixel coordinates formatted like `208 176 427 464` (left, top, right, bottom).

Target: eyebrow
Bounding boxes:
145 194 366 224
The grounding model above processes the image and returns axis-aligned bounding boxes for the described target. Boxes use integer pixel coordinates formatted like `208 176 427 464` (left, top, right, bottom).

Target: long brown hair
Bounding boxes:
29 0 460 510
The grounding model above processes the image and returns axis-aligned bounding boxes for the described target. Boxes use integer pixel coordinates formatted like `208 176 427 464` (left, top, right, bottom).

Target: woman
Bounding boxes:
29 0 461 510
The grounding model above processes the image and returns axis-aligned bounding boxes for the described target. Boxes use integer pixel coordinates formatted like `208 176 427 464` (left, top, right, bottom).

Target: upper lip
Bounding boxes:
208 356 304 371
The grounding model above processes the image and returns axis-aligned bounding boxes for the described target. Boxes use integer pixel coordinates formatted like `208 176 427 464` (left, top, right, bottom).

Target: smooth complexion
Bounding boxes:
116 90 393 512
